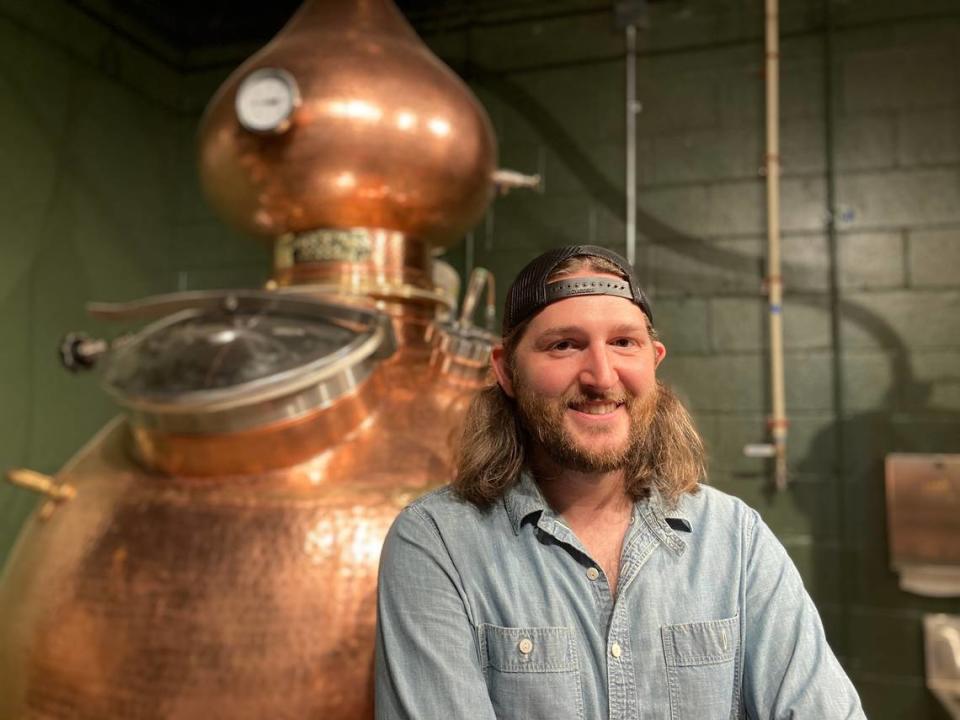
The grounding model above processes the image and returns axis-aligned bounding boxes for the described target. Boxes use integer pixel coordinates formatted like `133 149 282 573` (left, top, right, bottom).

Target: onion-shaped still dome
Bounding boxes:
198 0 497 252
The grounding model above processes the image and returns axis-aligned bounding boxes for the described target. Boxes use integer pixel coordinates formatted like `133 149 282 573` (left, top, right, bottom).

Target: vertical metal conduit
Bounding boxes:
765 0 789 489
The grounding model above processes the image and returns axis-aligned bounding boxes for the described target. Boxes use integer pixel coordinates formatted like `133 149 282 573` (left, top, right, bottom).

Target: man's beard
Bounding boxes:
514 376 659 474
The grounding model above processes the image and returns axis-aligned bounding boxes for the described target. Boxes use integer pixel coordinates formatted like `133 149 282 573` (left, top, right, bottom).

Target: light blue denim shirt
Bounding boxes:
375 474 866 719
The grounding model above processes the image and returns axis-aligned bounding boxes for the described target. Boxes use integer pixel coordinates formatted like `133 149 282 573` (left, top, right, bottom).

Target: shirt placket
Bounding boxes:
605 508 660 720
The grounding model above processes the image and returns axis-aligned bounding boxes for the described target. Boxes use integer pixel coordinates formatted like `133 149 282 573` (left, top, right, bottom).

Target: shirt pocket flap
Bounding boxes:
481 624 578 673
661 614 739 667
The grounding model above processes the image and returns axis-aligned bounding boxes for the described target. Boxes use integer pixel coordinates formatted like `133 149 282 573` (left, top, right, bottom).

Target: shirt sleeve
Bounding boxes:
741 510 868 720
375 505 498 720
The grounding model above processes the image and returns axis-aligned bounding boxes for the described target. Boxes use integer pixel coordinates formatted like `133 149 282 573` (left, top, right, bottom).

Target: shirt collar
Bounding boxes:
503 471 549 535
503 471 693 549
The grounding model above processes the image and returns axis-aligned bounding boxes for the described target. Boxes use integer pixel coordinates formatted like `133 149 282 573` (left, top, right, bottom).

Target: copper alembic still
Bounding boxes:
0 0 539 716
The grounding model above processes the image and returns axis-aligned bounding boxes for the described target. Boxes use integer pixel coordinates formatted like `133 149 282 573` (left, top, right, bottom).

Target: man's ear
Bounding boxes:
653 341 667 368
490 345 515 398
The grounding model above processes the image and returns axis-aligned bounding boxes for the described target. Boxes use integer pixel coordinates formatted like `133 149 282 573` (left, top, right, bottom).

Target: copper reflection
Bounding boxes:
0 340 488 719
198 0 497 248
0 0 498 716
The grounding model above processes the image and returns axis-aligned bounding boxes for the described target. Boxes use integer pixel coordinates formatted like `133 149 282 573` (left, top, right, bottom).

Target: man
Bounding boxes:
375 245 865 719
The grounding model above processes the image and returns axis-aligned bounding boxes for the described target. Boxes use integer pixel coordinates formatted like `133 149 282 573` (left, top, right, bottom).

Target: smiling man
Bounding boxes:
375 245 866 719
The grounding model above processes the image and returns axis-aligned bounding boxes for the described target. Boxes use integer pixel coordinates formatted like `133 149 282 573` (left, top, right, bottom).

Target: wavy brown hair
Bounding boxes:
451 256 706 509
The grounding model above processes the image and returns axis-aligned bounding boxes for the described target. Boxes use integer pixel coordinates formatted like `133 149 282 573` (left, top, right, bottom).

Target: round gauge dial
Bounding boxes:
235 68 301 134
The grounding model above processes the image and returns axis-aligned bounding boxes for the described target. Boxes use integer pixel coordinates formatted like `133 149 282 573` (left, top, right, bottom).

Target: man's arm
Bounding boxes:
741 511 867 719
375 505 498 720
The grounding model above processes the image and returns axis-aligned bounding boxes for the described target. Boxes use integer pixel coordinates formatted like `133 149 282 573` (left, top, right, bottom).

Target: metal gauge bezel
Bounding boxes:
235 67 302 134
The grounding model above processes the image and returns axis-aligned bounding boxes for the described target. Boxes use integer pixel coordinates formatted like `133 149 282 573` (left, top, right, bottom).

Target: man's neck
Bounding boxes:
530 453 633 527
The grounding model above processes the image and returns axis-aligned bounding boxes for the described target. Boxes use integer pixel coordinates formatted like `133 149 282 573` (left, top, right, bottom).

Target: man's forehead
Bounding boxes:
523 293 651 336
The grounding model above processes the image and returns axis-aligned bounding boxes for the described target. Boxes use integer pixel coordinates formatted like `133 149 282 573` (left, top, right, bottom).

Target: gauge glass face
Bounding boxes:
235 69 299 133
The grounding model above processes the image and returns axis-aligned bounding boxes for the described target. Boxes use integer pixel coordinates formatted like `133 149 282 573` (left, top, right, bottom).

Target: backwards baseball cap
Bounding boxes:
502 244 653 337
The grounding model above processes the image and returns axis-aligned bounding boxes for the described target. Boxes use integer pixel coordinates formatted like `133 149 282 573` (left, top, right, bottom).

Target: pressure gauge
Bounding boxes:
235 68 301 134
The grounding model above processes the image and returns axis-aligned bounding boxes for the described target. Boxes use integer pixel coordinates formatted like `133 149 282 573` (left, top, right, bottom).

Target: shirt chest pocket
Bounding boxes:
480 624 584 720
661 614 741 720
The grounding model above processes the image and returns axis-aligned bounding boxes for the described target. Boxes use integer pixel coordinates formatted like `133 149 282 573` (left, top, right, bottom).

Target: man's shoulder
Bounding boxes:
672 483 760 534
400 485 503 529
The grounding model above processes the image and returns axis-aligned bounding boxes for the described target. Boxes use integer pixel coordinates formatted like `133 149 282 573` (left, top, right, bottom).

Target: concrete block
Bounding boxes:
651 127 760 185
650 236 764 296
636 183 711 239
855 675 952 720
592 203 627 251
779 57 825 122
711 296 832 352
897 108 960 167
789 413 841 478
708 179 766 236
848 609 926 678
653 297 710 355
782 233 829 292
837 231 905 290
835 114 897 171
840 289 960 351
842 351 896 412
523 64 625 144
492 194 592 250
636 64 720 136
781 119 826 176
835 168 960 230
784 350 834 412
709 472 840 541
779 542 845 609
781 176 828 233
907 352 960 411
841 44 959 113
908 227 960 287
540 141 636 199
659 353 764 412
469 11 620 73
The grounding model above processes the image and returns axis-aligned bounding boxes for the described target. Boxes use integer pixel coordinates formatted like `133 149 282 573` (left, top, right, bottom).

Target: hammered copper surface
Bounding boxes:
0 329 484 719
1 0 498 715
198 0 496 247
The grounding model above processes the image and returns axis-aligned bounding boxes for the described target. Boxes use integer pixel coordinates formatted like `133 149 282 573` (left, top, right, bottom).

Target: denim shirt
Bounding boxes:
375 475 866 720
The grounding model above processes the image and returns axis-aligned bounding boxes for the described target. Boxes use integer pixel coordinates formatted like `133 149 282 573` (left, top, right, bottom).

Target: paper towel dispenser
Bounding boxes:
885 454 960 597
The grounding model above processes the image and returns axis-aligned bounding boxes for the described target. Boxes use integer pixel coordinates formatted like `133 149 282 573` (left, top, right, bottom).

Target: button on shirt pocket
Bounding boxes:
480 624 584 720
661 614 740 720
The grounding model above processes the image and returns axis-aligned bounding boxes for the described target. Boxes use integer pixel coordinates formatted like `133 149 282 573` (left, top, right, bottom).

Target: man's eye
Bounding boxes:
612 338 638 348
550 340 575 351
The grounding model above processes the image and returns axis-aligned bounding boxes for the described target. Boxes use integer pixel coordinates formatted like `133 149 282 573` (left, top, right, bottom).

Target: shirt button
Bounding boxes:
611 642 622 658
518 638 534 655
586 567 600 581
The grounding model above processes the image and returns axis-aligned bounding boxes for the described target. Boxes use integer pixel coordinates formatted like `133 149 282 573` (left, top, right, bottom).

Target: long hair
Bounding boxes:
452 381 705 509
451 255 706 508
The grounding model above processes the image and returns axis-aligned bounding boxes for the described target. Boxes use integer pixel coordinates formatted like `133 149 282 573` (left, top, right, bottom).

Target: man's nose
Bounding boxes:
579 344 617 389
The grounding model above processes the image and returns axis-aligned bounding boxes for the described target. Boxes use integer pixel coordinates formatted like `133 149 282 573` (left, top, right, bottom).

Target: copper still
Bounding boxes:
0 1 501 717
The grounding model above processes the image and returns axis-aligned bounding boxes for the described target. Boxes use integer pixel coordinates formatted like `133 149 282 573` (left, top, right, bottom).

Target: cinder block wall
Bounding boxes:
428 1 960 717
1 0 958 717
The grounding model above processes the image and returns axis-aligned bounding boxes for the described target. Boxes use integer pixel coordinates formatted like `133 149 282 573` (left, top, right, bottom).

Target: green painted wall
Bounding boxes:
1 0 958 717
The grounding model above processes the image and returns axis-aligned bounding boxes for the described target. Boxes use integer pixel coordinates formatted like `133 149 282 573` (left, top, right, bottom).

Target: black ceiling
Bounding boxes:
68 0 617 60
